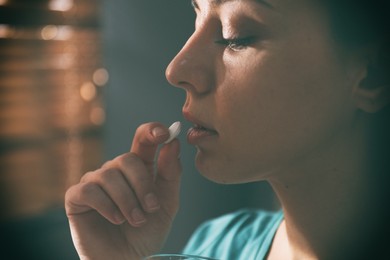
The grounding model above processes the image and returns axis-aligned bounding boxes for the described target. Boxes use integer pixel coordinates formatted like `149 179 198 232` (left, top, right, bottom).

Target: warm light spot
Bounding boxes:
0 24 11 38
49 0 74 11
93 68 109 86
80 82 96 101
41 25 73 41
0 0 7 5
55 26 73 40
90 107 105 125
41 25 58 40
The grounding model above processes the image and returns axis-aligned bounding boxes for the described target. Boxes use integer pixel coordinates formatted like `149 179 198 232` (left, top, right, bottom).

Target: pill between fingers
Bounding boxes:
164 121 181 144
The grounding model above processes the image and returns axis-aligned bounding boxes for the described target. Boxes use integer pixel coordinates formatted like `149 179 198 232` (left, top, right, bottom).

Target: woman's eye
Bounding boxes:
215 36 256 51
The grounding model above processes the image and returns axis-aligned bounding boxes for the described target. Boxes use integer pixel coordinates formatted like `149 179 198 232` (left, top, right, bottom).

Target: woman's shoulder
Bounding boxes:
182 209 283 260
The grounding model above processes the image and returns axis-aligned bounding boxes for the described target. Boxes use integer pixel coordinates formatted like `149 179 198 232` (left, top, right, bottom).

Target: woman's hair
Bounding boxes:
324 0 389 138
325 0 389 89
324 2 390 257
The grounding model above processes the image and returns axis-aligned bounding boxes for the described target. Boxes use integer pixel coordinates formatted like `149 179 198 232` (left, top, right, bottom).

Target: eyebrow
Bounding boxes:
191 0 275 10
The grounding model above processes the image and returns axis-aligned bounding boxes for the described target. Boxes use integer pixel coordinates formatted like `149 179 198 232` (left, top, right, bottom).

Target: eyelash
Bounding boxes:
215 36 256 51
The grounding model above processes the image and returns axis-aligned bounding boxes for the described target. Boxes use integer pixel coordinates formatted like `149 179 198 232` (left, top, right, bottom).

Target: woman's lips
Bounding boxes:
182 110 218 145
187 124 218 145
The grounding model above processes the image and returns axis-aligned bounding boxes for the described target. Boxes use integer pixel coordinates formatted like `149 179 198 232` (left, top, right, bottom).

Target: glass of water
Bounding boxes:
144 254 219 260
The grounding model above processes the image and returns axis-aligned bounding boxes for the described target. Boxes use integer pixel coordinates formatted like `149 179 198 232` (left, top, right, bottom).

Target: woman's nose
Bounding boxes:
165 30 216 96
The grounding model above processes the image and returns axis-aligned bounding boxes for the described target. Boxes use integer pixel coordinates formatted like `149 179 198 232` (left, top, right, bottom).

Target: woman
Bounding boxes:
65 0 389 259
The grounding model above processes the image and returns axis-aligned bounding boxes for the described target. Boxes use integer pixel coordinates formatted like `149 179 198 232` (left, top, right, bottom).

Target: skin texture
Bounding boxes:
166 0 388 258
65 0 389 259
65 123 182 259
166 0 359 184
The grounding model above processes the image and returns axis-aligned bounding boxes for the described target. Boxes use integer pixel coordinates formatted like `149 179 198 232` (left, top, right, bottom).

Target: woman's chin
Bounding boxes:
195 157 260 185
194 154 234 184
194 150 275 184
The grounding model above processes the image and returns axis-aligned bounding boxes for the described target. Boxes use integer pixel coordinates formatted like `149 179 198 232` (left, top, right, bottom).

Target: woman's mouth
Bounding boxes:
187 124 218 145
182 110 218 145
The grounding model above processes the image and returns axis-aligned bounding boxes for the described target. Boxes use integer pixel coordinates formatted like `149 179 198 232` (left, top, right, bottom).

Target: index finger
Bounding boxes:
130 122 169 166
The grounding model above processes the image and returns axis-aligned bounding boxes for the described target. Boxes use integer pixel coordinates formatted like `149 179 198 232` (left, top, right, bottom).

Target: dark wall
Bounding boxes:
102 0 278 253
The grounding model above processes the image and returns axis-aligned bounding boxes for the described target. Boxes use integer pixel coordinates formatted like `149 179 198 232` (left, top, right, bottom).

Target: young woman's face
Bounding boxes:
166 0 357 183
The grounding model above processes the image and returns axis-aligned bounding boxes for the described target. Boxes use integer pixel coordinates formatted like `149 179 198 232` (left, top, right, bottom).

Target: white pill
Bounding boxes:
164 121 181 144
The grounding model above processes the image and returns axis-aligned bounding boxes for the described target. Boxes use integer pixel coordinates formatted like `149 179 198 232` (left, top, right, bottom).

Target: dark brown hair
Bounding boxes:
326 0 389 88
326 1 390 258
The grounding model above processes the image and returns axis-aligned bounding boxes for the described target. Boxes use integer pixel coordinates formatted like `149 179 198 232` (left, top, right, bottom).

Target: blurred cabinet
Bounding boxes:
0 0 107 219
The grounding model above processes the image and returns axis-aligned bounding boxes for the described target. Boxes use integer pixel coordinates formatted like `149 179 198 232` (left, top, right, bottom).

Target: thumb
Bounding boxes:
130 122 170 174
156 139 182 210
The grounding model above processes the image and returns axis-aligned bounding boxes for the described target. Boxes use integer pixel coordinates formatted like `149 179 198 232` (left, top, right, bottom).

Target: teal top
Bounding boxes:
182 209 284 260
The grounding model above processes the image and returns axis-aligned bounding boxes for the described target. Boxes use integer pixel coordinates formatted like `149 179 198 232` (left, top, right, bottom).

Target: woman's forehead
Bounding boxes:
192 0 277 9
210 0 275 7
191 0 321 13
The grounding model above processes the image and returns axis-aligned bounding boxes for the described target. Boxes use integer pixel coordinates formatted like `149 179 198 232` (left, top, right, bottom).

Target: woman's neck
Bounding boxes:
267 114 385 259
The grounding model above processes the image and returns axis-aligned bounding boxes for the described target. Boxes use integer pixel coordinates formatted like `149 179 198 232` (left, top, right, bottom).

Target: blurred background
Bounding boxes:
0 0 277 259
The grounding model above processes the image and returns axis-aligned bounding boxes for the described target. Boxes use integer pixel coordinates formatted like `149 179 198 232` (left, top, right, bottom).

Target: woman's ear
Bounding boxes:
353 84 389 113
352 51 390 113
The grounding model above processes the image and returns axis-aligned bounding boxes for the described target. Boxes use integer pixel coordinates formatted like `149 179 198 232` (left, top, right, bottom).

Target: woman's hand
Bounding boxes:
65 122 182 260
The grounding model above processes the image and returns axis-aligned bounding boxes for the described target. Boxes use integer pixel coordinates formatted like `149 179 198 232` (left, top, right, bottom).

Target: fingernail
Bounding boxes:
131 208 146 225
152 127 167 138
114 212 125 224
144 193 160 211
